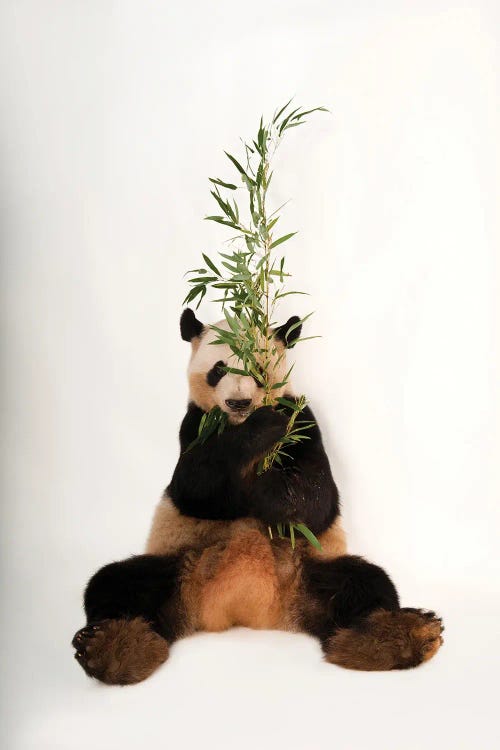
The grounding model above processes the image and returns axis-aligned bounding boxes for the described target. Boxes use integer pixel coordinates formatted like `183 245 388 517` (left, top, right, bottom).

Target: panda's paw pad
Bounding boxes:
72 621 110 675
72 623 101 648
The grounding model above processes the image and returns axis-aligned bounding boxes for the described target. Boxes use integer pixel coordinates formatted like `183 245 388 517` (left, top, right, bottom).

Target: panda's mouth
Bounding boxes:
225 407 253 424
227 409 251 424
224 398 253 420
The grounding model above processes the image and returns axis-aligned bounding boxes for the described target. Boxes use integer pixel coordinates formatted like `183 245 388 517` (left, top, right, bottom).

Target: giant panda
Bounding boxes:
72 309 443 684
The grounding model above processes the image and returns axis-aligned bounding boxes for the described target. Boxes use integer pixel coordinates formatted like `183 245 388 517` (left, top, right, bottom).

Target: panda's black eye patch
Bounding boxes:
206 360 226 387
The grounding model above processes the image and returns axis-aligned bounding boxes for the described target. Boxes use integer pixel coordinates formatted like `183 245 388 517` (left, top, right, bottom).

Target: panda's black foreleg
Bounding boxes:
72 554 185 684
301 555 443 670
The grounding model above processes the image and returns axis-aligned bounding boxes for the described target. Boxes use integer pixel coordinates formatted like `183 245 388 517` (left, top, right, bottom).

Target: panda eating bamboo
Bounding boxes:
72 309 443 684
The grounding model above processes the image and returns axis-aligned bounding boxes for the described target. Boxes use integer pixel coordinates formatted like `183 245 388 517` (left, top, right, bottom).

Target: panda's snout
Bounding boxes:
225 398 252 412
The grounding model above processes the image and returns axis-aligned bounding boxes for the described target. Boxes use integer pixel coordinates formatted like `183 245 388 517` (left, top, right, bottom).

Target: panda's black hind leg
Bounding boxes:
72 553 185 684
300 554 443 670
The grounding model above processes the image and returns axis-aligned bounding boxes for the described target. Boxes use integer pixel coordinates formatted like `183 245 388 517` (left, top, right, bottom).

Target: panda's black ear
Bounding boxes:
180 308 204 342
274 316 302 348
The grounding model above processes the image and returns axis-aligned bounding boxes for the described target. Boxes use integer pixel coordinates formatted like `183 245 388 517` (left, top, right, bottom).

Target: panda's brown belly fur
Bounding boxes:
184 529 284 631
146 495 347 633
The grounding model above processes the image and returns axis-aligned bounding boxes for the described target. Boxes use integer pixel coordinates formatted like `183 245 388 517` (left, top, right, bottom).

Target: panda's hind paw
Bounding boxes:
71 617 169 685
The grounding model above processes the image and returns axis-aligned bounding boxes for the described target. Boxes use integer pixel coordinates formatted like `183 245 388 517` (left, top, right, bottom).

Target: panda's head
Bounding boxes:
180 308 302 424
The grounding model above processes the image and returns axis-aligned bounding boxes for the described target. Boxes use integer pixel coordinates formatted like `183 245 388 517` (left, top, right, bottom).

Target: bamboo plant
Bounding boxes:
183 100 327 548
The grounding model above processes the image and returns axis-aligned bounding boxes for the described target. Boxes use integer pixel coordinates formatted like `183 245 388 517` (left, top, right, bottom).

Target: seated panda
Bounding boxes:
72 309 443 684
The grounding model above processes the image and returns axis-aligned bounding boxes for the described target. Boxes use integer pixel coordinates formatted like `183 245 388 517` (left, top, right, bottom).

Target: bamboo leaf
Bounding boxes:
292 335 321 344
294 523 322 550
210 190 236 222
276 397 300 409
204 216 240 230
291 106 329 120
275 290 309 299
273 97 294 124
270 232 297 249
223 366 249 376
188 276 218 283
223 309 240 334
270 380 289 390
209 177 238 190
202 253 221 276
224 151 246 175
225 151 256 187
278 106 302 134
195 285 207 309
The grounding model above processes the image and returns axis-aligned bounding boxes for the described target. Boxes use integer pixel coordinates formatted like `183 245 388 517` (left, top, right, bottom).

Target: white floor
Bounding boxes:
3 579 498 750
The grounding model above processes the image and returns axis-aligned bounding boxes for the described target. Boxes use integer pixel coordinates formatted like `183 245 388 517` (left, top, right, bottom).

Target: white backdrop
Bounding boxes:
1 1 499 749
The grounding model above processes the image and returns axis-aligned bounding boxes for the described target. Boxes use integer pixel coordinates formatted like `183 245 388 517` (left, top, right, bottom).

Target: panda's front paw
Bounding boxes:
245 406 288 446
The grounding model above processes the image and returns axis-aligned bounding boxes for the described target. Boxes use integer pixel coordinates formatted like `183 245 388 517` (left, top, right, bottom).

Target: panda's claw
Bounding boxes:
72 624 99 649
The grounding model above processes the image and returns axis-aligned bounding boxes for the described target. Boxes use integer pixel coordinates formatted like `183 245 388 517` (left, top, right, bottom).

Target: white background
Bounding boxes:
1 1 499 748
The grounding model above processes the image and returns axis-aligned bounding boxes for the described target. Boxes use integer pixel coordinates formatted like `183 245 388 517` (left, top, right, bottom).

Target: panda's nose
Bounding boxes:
225 398 252 412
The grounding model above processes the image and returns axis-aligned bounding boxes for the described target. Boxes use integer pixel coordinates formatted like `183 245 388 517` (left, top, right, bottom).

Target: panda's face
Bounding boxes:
180 309 302 425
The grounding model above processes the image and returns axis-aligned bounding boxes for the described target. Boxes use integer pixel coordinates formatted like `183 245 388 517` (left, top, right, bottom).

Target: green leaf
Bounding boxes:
278 106 302 134
273 97 294 124
198 412 207 435
202 253 221 276
195 285 207 309
221 260 239 273
270 380 289 390
276 397 300 409
225 151 256 186
291 106 329 120
210 190 236 221
224 151 246 175
223 366 249 376
275 290 309 299
292 335 321 344
209 177 238 190
294 523 322 550
182 284 206 305
204 215 238 229
223 309 240 334
269 232 297 249
184 406 229 451
188 276 218 283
